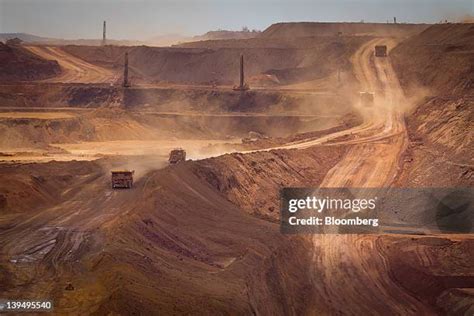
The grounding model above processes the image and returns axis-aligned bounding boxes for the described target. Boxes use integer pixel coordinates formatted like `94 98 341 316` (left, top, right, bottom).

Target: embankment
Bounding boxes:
392 23 474 186
0 43 61 81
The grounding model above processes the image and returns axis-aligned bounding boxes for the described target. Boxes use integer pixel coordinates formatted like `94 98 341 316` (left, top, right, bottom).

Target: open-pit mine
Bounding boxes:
0 14 473 315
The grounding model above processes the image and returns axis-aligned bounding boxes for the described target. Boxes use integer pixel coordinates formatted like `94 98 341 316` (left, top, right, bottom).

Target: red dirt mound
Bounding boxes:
391 23 474 95
0 43 61 81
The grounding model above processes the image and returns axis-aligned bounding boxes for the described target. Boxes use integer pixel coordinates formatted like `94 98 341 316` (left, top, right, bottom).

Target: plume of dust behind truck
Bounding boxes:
359 92 375 107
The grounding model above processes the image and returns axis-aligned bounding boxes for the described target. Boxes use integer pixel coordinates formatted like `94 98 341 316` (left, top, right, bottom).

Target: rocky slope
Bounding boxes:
192 146 346 220
393 24 474 187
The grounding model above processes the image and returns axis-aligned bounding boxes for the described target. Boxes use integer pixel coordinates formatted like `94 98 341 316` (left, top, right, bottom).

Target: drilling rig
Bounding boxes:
233 54 249 91
102 21 106 46
123 52 131 88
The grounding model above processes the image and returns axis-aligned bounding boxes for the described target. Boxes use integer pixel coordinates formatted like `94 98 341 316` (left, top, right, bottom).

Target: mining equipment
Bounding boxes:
169 148 186 164
359 92 375 107
123 52 131 87
233 54 250 91
111 170 134 189
375 45 387 57
102 21 106 46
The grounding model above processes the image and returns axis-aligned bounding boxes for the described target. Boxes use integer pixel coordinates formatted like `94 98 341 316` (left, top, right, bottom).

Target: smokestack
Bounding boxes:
102 21 106 46
240 54 244 88
123 52 129 87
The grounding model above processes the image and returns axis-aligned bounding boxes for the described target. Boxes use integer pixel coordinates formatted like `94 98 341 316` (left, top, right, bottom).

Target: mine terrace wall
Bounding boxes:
0 83 351 114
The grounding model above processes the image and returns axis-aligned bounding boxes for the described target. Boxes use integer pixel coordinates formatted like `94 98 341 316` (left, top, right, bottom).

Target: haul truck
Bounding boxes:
169 148 186 165
111 170 134 189
375 45 388 57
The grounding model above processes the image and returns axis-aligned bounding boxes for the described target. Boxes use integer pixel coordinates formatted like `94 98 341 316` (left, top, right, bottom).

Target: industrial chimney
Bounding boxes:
102 21 106 46
123 52 130 87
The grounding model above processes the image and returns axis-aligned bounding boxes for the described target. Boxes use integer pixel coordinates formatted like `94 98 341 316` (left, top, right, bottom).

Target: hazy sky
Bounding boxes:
0 0 472 40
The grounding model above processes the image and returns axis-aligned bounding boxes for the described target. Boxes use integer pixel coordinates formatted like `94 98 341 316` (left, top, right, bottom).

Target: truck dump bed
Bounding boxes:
375 45 388 57
111 170 134 189
169 148 186 164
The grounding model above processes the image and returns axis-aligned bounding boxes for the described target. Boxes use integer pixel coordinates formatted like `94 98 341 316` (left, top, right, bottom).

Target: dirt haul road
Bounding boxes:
321 38 407 187
262 39 406 159
232 38 438 314
236 37 436 313
25 46 116 83
308 40 437 314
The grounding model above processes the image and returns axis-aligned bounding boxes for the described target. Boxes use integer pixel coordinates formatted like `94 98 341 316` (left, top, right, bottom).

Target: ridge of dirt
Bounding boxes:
175 34 368 49
191 146 346 220
391 23 474 95
261 22 430 38
0 43 61 81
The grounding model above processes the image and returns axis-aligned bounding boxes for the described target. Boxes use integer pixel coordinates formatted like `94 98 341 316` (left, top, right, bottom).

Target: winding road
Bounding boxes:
307 39 433 314
321 39 407 187
234 38 429 314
